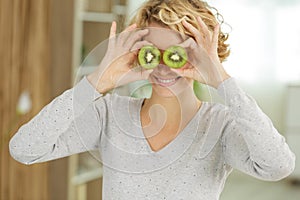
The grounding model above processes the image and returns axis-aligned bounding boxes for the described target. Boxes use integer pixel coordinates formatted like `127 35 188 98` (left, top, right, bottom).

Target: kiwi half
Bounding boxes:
138 45 161 69
163 46 188 69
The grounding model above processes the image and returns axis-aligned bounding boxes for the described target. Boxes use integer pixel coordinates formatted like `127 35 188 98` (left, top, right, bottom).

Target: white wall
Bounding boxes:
209 0 300 133
126 0 146 23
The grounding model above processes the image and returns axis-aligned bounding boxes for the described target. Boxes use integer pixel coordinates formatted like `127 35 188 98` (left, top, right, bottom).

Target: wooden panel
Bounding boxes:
50 0 74 97
48 0 74 200
83 22 111 57
0 1 14 199
0 0 50 199
85 0 113 12
87 178 103 200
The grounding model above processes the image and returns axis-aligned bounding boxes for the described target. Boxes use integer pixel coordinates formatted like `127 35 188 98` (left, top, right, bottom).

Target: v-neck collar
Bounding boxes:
136 98 206 155
104 94 210 173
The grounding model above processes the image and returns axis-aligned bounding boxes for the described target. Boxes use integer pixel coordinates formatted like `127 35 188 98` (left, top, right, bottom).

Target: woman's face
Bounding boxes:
142 22 194 98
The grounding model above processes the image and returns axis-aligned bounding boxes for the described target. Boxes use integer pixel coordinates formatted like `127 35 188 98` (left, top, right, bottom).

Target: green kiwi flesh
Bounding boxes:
163 46 188 68
138 45 161 69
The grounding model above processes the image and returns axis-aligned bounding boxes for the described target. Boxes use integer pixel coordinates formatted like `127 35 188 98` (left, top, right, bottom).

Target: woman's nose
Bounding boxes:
155 63 172 75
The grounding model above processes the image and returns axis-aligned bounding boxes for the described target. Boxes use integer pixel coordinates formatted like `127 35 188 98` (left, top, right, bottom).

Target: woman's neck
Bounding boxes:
141 87 202 131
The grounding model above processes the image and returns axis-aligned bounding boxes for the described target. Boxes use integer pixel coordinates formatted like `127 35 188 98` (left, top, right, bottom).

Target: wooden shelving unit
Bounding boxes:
69 1 128 200
69 1 149 199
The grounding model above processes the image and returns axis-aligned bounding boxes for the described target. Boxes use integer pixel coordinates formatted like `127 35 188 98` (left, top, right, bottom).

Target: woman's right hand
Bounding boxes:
87 22 153 94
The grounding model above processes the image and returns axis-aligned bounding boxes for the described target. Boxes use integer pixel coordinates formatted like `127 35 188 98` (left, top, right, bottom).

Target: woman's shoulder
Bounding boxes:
194 101 231 158
200 100 230 120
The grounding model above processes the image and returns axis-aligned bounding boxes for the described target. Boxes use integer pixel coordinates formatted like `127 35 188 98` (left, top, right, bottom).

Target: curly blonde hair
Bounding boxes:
130 0 230 62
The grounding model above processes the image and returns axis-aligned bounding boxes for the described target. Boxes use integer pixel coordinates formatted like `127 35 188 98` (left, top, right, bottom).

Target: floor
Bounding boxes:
220 171 300 200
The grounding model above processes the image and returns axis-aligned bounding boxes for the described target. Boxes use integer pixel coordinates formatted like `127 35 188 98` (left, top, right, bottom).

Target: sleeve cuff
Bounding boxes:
72 76 103 116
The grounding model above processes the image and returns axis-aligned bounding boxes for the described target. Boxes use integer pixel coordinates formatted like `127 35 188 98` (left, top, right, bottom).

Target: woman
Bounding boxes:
10 0 295 199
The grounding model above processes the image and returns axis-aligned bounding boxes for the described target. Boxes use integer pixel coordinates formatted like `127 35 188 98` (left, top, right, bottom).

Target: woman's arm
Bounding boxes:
9 77 106 165
219 78 295 181
9 21 154 165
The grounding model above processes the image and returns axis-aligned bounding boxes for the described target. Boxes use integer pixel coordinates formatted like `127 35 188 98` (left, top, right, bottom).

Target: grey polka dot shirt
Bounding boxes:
9 77 295 200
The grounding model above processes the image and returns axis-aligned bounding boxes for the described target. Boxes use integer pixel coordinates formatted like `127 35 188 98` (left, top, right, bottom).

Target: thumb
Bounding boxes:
116 51 137 67
132 68 153 80
123 51 137 62
172 67 195 80
140 69 153 80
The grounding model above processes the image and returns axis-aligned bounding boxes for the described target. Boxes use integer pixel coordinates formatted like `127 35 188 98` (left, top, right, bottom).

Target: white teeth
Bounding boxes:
157 78 176 83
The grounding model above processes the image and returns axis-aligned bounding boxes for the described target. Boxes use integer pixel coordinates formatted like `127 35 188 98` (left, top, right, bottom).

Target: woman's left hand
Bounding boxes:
173 16 231 88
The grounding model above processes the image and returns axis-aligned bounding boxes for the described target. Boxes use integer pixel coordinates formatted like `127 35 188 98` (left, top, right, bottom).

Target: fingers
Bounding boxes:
172 67 195 80
124 23 137 31
182 17 215 47
178 37 206 63
109 21 117 38
124 29 149 50
113 64 154 88
140 68 154 79
178 37 197 50
107 21 117 49
182 19 203 45
132 67 154 80
196 16 211 41
113 23 149 54
212 24 220 52
118 23 138 45
172 66 208 84
130 40 153 53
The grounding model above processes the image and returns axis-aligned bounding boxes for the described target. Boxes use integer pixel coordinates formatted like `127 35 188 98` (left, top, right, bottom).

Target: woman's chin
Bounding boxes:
151 86 178 98
150 77 193 98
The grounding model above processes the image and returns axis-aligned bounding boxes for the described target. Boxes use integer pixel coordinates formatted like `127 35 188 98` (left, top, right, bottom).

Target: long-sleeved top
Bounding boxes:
9 76 295 200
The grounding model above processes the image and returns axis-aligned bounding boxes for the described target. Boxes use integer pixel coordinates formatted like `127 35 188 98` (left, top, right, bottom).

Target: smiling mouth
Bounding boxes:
153 76 181 87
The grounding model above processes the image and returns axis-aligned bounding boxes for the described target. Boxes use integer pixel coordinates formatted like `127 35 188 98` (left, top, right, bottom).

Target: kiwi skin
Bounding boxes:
138 45 161 69
163 46 188 69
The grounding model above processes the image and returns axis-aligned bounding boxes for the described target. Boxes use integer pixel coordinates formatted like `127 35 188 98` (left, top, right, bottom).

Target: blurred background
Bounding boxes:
0 0 299 199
